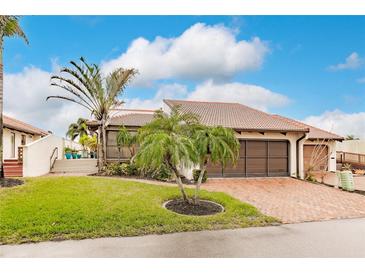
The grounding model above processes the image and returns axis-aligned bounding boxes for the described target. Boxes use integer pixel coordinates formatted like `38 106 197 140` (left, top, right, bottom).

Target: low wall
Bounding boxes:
22 135 82 177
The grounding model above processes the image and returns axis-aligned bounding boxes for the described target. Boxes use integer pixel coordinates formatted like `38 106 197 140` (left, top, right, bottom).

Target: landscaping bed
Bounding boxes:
0 176 277 244
164 199 224 216
0 178 23 188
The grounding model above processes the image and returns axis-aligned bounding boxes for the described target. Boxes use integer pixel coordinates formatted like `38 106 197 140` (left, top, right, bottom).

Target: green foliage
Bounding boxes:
67 118 89 141
0 176 277 244
193 169 207 183
81 135 97 152
193 125 240 169
116 126 138 157
140 163 173 181
0 16 28 43
104 162 140 177
64 147 73 154
47 57 138 122
136 106 199 171
342 163 352 171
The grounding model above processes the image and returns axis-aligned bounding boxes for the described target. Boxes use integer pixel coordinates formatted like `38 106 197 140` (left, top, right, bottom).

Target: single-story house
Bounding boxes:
3 115 49 160
102 100 343 179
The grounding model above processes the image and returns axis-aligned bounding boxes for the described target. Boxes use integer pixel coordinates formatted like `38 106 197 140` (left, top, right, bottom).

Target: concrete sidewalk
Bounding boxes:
1 218 365 257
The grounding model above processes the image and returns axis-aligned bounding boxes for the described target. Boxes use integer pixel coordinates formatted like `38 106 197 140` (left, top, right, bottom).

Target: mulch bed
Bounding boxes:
0 178 24 188
164 199 224 216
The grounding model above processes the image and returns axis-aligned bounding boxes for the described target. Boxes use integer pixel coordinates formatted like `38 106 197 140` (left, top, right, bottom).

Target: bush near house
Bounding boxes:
104 162 172 181
0 176 277 244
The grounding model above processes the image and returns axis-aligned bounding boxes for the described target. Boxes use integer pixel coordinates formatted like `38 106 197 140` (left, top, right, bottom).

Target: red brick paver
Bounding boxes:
203 177 365 223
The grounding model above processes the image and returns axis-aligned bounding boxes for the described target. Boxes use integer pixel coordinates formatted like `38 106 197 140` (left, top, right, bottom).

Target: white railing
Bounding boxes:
22 135 82 177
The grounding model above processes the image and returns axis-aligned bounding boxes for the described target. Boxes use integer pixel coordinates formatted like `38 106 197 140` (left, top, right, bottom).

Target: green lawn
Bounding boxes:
0 176 277 244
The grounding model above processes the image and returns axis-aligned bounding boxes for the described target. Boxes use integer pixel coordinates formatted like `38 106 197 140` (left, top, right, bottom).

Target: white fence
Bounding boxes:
22 135 82 177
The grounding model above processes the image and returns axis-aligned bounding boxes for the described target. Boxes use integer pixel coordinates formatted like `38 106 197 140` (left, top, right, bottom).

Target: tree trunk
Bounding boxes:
175 174 190 202
168 161 190 203
0 41 4 178
194 164 207 204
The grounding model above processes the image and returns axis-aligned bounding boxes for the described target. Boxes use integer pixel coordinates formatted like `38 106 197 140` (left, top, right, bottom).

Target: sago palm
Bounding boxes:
136 107 199 202
47 57 137 168
0 16 28 177
193 125 240 203
66 117 89 141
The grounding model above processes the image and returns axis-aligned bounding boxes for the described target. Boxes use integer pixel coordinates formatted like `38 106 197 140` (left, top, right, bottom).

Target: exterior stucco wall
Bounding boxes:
22 135 82 177
336 140 365 154
3 128 41 159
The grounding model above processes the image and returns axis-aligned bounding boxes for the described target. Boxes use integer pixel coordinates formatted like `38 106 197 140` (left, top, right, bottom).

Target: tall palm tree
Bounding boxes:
66 117 89 141
0 16 28 177
193 126 239 203
135 107 199 202
47 57 137 169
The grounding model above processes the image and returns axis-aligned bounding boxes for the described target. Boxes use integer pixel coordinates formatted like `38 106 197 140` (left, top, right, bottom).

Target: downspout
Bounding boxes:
296 133 307 178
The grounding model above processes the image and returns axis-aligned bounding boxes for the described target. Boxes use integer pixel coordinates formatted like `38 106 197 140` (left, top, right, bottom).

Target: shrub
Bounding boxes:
354 169 365 176
192 169 207 183
104 163 124 176
342 163 352 171
138 163 173 181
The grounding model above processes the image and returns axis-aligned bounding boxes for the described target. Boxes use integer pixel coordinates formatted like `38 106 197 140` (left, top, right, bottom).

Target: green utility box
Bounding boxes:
340 171 355 192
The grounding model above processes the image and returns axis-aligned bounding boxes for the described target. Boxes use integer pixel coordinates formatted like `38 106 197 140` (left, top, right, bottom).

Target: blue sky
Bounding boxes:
4 16 365 137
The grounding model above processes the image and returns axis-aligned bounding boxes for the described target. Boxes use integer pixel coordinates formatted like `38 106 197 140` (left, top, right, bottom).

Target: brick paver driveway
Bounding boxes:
203 177 365 223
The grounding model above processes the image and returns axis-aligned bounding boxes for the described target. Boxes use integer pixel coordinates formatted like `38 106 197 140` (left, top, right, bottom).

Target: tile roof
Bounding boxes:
164 99 310 133
272 114 344 140
3 115 49 136
109 113 155 127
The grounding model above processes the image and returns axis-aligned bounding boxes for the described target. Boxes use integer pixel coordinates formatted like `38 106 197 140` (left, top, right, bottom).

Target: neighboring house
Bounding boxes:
101 100 343 180
3 115 49 160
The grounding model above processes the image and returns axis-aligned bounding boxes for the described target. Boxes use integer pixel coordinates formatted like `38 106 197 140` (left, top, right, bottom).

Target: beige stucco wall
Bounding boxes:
3 128 41 159
336 140 365 154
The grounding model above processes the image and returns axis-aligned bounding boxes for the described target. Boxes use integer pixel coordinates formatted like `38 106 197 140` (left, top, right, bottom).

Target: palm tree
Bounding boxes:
66 117 89 141
0 16 28 177
193 126 240 203
345 134 359 141
135 107 199 202
47 57 137 169
116 126 137 160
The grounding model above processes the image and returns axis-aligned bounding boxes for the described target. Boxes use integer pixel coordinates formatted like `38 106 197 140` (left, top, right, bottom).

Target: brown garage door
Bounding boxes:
206 140 289 177
304 145 328 172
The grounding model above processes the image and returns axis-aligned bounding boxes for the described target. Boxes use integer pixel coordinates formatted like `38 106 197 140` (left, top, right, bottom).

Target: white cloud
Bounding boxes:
187 80 290 111
124 83 188 110
357 77 365 83
124 80 290 112
328 52 363 71
4 67 90 137
303 110 365 139
101 23 268 86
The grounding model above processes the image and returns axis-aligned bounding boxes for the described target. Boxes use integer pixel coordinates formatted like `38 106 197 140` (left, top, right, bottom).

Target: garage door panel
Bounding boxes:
224 158 246 177
246 158 267 177
304 145 328 172
269 158 288 175
246 141 267 157
269 141 288 157
206 139 289 177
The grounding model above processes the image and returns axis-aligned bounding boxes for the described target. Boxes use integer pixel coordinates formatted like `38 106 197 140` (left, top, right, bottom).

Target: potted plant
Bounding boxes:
72 149 78 159
64 147 72 159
